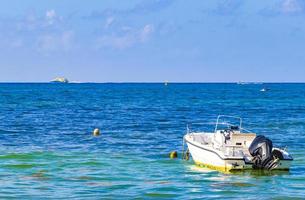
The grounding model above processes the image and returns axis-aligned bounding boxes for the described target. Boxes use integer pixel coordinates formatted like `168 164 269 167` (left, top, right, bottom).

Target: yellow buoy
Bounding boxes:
93 128 100 136
169 151 178 159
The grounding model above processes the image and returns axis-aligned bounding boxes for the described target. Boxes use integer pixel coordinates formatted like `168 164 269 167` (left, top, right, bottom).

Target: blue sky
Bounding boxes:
0 0 305 82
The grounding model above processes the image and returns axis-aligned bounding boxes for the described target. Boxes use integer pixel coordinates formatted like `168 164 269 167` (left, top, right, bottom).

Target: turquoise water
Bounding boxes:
0 83 304 199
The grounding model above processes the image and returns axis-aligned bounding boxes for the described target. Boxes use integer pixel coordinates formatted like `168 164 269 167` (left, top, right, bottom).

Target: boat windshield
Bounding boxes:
214 115 242 133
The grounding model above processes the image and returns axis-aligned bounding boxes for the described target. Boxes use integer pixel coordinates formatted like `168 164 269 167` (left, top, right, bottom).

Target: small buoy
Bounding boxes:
169 151 178 159
93 128 100 136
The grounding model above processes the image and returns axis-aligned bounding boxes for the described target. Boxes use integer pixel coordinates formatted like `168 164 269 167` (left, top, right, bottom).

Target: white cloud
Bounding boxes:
45 9 63 26
96 24 154 49
104 17 115 29
282 0 303 13
259 0 305 17
140 24 154 42
16 9 63 31
46 10 56 19
46 9 57 25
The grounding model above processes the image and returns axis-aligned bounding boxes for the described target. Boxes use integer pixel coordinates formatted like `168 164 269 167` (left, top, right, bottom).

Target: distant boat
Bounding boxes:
237 82 263 85
164 81 168 86
50 77 69 83
237 81 246 85
260 88 269 92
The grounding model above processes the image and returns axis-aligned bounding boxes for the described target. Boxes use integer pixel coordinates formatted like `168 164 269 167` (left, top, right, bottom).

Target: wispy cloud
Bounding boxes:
139 24 154 42
282 0 303 14
85 0 174 20
96 24 154 49
14 9 64 33
129 0 174 14
0 9 75 53
259 0 305 16
36 30 75 53
212 0 244 15
104 17 115 29
45 9 62 25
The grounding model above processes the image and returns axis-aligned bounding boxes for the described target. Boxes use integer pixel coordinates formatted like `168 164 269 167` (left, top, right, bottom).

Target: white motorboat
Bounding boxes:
260 88 270 92
183 115 293 172
50 77 69 83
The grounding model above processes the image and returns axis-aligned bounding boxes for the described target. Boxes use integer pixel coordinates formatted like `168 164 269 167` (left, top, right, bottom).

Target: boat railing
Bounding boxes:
239 127 253 133
186 122 214 136
186 115 253 135
214 115 243 133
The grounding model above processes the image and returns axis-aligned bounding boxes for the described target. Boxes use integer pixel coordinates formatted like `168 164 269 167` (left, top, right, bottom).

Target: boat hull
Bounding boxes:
185 137 292 172
186 139 247 172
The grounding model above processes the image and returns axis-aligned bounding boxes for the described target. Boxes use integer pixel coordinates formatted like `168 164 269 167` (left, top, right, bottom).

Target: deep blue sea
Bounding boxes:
0 83 304 199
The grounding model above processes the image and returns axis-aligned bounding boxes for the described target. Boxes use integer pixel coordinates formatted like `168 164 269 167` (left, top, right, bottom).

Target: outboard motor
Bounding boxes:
249 135 279 170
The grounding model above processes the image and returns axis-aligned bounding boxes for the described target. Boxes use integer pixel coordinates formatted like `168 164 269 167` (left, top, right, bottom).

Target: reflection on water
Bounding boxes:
230 169 291 177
